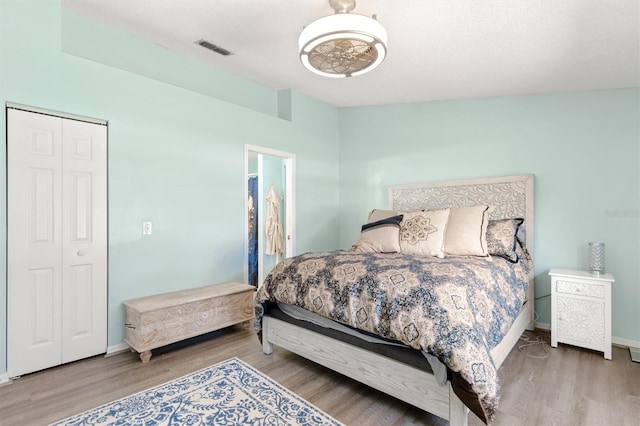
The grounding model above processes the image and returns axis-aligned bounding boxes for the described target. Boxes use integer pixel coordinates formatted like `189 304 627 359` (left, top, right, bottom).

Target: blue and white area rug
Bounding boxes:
51 357 341 426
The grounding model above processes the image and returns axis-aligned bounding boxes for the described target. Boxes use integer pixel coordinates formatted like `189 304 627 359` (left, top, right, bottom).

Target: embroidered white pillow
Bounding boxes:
399 209 450 258
444 205 491 256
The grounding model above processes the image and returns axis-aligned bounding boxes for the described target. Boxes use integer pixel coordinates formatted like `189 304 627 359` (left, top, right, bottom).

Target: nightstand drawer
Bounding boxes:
556 279 605 298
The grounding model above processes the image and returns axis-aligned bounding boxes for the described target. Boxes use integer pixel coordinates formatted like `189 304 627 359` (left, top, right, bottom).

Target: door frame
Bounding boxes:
243 144 295 287
5 103 108 378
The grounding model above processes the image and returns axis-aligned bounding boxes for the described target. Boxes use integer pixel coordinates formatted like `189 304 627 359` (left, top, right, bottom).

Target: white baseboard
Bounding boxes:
0 373 12 387
105 342 130 357
534 322 640 349
612 336 640 349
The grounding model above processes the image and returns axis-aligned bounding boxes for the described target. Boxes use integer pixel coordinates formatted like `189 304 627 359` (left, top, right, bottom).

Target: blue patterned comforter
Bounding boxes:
254 250 531 423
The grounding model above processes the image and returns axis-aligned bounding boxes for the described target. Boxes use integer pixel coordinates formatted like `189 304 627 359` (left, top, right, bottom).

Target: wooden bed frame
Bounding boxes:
261 174 535 425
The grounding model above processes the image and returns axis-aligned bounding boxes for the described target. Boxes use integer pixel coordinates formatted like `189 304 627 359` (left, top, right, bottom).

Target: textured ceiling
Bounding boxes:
62 0 640 108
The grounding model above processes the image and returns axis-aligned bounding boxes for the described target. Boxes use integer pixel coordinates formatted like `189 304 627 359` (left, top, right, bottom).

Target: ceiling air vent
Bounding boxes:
196 39 233 56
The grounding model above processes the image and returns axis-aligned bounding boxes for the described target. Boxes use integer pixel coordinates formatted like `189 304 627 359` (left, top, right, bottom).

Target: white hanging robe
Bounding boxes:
265 184 284 257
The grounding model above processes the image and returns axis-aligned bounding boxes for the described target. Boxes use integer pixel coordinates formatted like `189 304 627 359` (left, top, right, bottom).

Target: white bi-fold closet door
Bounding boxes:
7 107 107 378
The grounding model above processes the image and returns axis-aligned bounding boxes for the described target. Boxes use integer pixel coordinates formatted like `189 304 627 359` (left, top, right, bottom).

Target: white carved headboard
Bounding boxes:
389 174 535 315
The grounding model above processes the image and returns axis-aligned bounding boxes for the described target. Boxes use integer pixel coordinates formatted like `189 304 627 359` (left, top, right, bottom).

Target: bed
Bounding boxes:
254 174 534 425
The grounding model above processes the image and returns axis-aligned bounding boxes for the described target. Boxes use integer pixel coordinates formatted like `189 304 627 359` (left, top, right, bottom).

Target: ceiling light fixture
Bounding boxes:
298 0 387 78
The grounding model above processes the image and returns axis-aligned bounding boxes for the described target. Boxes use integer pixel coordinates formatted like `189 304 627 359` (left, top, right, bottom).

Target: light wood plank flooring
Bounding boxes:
1 327 638 425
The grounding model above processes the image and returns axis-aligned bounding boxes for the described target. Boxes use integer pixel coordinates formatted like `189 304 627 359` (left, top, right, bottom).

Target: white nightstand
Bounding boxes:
549 269 614 359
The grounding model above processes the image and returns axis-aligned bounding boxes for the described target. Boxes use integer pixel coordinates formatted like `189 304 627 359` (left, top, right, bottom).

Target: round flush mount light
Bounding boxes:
298 0 387 78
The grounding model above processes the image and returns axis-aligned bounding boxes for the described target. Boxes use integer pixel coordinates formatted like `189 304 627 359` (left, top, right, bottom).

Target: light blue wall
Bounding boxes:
0 1 340 375
338 89 640 342
60 9 278 118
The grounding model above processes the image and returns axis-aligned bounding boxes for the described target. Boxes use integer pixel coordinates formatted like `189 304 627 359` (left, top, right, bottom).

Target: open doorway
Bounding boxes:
244 145 295 288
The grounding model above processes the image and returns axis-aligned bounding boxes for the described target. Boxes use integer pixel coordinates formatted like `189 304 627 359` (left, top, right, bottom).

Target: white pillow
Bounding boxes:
351 215 403 253
367 209 398 223
399 209 450 258
444 206 491 256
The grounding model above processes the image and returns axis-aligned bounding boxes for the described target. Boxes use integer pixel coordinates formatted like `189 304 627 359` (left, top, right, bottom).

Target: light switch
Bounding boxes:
142 221 153 235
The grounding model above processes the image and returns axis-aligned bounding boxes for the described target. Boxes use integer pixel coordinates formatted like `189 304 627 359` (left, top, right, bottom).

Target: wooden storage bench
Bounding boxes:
123 282 254 362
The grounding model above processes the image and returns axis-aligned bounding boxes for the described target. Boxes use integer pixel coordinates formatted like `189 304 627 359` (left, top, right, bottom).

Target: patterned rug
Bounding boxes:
50 358 341 426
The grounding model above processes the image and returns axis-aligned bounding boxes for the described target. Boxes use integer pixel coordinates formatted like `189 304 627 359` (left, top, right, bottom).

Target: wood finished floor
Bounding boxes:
1 327 638 426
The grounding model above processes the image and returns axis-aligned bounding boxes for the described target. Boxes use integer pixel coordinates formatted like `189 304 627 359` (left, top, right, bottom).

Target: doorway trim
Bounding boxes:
243 144 295 287
6 102 107 125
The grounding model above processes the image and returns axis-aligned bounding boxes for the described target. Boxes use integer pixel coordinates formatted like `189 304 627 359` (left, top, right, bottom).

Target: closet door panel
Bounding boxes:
61 118 107 363
7 109 63 377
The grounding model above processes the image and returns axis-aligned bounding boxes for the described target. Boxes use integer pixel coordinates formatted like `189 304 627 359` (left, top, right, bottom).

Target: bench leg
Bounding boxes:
140 350 152 363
